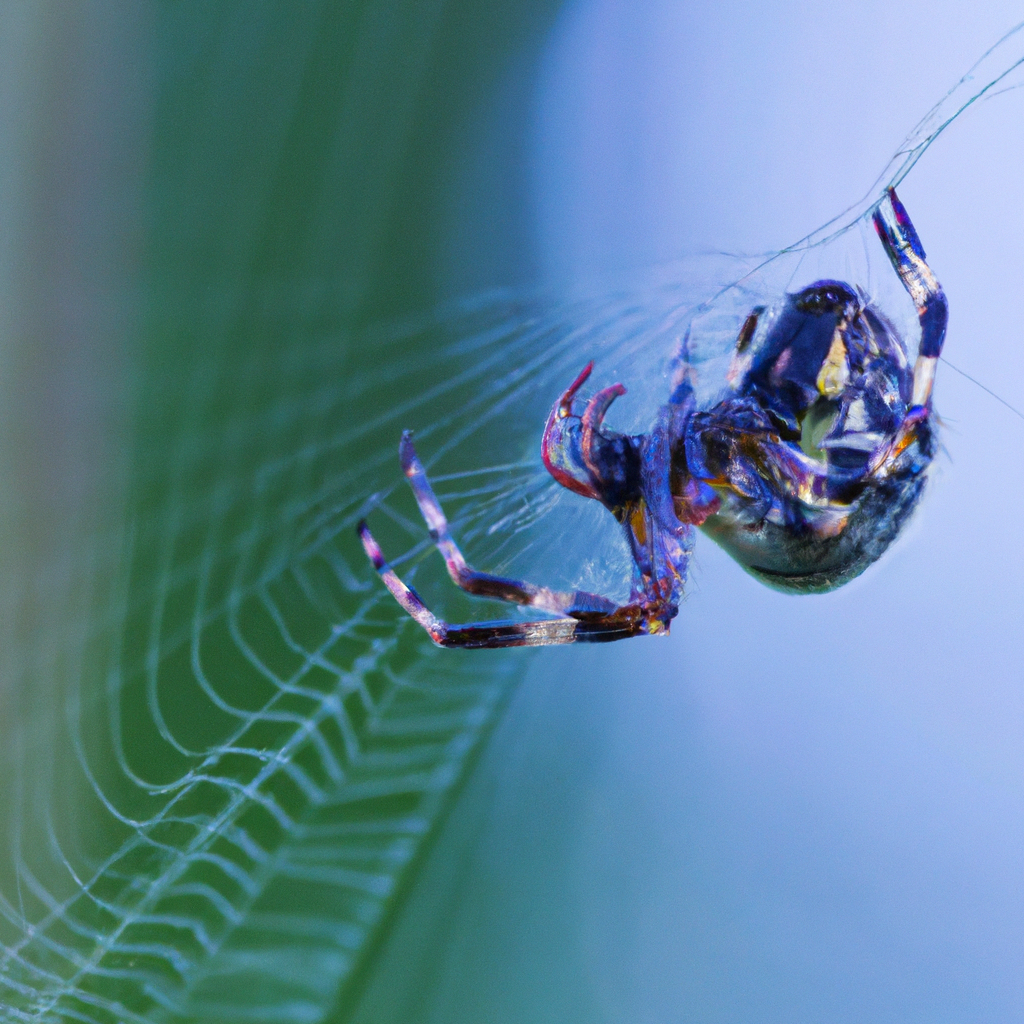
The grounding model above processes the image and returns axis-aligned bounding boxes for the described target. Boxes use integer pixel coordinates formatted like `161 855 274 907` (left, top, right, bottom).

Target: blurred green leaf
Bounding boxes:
0 2 560 1021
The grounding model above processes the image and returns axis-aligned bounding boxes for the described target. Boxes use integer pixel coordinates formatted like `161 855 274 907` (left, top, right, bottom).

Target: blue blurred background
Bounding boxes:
355 3 1024 1021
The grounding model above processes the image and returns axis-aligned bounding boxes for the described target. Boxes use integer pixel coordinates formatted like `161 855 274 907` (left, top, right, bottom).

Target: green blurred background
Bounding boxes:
0 2 562 1021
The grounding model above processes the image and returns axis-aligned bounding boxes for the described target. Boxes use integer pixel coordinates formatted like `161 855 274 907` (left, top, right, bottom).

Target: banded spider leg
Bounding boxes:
358 433 671 648
872 186 948 407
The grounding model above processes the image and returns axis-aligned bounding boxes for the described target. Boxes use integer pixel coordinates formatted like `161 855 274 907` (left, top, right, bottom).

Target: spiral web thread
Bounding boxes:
0 279 726 1024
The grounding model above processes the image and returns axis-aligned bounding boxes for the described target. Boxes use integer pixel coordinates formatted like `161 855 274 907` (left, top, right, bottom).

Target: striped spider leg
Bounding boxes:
358 426 683 648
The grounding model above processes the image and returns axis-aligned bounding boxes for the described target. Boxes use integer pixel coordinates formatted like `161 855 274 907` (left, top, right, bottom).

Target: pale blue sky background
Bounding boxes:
359 4 1024 1022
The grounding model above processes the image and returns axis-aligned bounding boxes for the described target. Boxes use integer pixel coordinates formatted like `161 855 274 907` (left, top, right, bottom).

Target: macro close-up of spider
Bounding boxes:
359 187 947 648
7 5 1024 1022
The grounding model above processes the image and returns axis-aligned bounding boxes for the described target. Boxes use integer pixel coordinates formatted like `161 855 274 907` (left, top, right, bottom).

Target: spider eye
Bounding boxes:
792 281 858 315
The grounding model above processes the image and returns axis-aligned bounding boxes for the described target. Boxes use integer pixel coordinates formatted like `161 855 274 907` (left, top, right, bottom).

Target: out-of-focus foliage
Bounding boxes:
0 2 561 1021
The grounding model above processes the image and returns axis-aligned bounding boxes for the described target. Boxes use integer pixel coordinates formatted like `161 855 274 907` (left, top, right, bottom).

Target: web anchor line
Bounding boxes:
939 356 1024 423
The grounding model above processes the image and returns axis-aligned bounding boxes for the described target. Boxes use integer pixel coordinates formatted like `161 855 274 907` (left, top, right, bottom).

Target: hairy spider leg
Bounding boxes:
357 521 674 648
359 360 698 646
398 431 617 617
356 432 681 647
667 324 703 406
872 187 948 407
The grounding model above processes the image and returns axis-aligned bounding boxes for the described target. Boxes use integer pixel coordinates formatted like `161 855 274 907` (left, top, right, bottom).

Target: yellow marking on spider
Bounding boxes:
630 504 647 546
816 329 850 396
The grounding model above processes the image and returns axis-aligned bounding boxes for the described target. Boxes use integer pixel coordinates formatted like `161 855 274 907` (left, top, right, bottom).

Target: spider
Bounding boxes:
358 188 947 648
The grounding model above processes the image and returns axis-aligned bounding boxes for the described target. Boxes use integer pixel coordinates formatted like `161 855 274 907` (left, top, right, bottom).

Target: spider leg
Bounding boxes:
358 521 668 648
398 431 618 617
667 326 695 404
872 187 948 406
724 307 765 390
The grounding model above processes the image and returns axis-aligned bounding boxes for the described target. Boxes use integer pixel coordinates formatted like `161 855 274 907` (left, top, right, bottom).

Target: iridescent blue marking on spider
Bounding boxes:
358 188 947 647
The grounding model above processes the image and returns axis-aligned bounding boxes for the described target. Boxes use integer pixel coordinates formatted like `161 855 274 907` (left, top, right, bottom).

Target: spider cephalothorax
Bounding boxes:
360 188 947 646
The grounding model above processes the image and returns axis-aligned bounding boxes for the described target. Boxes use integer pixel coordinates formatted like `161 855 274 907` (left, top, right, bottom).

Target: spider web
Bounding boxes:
2 19 1024 1024
0 278 741 1024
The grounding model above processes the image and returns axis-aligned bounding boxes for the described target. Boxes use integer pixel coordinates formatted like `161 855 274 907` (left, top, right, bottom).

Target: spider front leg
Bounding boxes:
395 431 617 616
873 187 948 406
358 522 661 647
357 434 676 647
